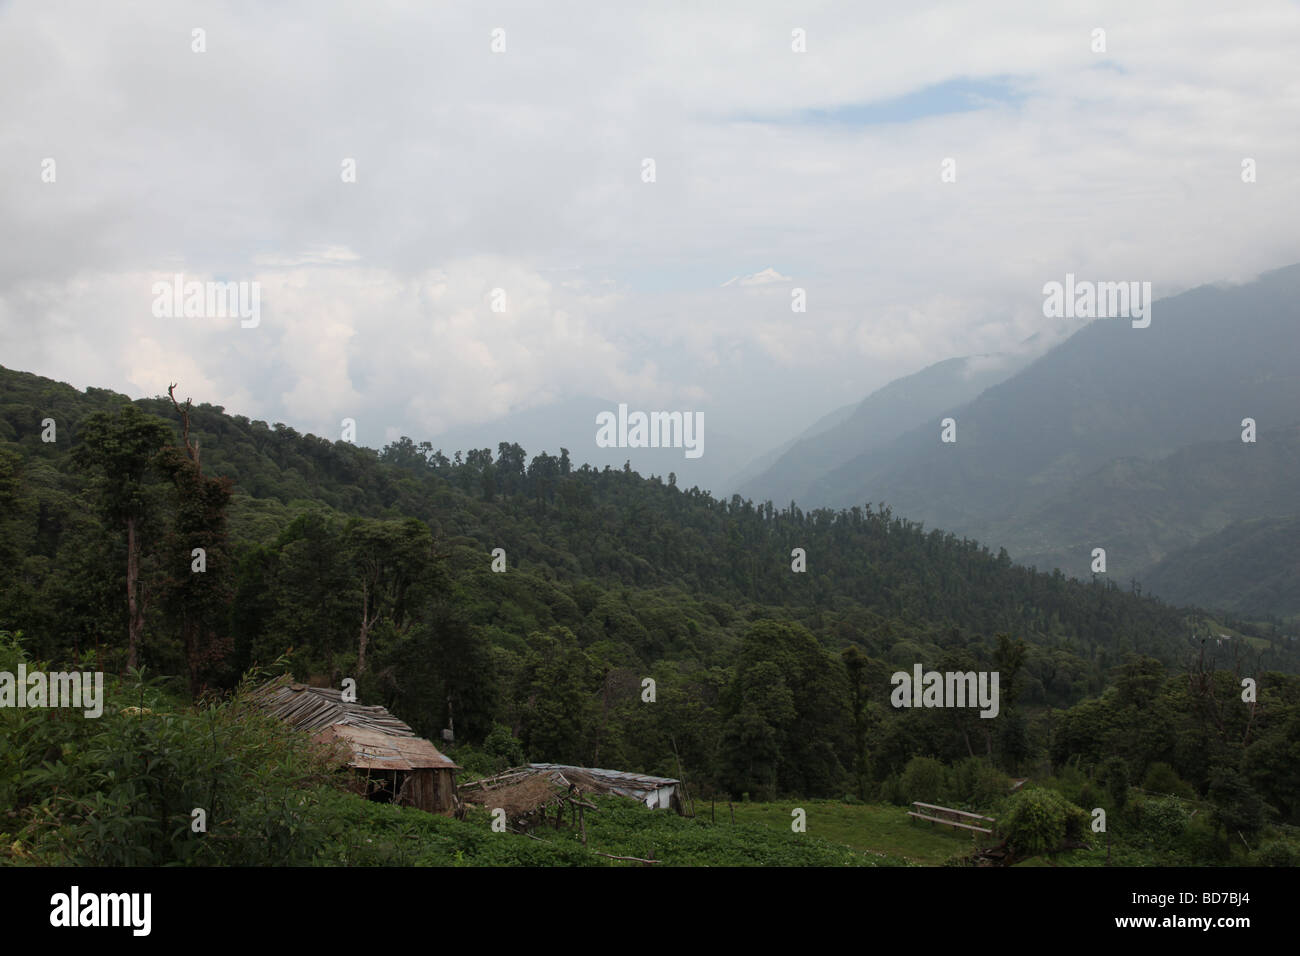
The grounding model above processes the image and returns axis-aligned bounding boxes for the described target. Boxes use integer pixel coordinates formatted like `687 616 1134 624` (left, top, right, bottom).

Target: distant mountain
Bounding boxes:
966 424 1300 582
723 398 858 495
741 264 1300 616
736 348 1042 506
1143 514 1300 619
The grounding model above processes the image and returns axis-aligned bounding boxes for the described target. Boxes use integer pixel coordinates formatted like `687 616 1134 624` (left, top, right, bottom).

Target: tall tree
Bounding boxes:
345 517 434 674
72 403 172 668
157 385 234 696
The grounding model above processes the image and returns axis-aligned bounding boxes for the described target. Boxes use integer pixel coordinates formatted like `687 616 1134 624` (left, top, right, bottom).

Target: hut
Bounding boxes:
250 677 459 814
459 763 684 828
529 764 683 811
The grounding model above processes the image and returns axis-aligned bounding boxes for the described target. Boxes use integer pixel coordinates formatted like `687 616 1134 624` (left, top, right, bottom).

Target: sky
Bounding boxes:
2 0 1298 471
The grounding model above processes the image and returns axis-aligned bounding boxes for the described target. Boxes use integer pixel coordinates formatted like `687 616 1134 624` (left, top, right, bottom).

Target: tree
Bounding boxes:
842 644 871 799
516 626 599 762
154 386 235 696
72 404 172 668
345 517 434 675
1097 755 1130 811
1208 765 1266 849
723 622 851 797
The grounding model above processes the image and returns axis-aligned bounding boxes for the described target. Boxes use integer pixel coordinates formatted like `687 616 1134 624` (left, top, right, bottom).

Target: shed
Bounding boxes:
250 678 459 814
460 763 683 819
529 764 682 811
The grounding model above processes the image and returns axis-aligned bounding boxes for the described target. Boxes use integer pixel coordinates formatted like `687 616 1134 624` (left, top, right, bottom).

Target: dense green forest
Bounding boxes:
3 364 1299 865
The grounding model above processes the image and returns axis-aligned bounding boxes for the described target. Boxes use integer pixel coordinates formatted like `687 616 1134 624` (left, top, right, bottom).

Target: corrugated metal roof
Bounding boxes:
460 764 681 811
528 764 679 787
251 677 458 771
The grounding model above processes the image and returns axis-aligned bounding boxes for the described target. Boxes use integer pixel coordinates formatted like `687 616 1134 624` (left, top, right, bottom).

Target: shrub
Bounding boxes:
878 773 905 806
1141 762 1196 800
900 756 948 805
482 722 525 767
14 668 342 865
951 757 1008 810
1252 839 1299 867
1130 795 1191 844
998 787 1090 857
1208 767 1267 842
1096 756 1130 811
1076 781 1101 814
448 745 499 779
1044 761 1089 806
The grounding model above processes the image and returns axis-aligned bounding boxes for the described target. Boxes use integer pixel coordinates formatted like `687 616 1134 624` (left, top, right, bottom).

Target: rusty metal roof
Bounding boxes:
250 676 458 770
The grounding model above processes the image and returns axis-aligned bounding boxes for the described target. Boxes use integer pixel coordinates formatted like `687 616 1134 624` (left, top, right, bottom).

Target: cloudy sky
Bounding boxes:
2 0 1298 468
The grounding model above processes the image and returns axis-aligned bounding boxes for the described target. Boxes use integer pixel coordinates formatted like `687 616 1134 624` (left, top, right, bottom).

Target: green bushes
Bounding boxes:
1096 757 1130 811
4 662 343 866
998 787 1090 857
899 757 948 805
1252 838 1299 867
1129 795 1191 844
1141 762 1196 800
950 757 1008 810
889 756 1007 812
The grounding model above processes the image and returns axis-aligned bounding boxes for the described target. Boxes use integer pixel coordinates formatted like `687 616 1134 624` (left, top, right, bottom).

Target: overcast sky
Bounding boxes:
2 0 1298 464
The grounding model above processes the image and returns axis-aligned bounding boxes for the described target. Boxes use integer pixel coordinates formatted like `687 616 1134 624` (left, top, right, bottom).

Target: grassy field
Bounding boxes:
706 800 982 865
314 792 920 866
712 800 1233 867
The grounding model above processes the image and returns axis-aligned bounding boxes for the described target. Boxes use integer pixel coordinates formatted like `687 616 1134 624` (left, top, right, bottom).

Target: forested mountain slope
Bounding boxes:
2 363 1297 812
741 266 1300 614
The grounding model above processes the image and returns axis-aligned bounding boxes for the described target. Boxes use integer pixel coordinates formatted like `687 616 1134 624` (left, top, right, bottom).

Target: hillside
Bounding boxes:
1142 514 1300 619
739 265 1300 613
966 425 1300 583
2 362 1299 832
735 349 1035 505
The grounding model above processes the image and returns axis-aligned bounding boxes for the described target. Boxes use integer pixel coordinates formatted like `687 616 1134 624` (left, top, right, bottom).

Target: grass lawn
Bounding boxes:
709 800 983 865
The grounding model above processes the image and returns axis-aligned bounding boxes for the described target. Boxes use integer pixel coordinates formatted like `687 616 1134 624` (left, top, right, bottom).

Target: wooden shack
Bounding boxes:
251 678 459 814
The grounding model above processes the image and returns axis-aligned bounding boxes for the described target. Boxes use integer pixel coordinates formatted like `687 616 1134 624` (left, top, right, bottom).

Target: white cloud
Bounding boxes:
1 0 1297 452
722 267 792 287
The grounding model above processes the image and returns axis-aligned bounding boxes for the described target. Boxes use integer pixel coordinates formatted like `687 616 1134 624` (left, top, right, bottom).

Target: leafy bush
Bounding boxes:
448 745 500 780
1141 762 1196 800
998 787 1090 856
1252 839 1299 867
1043 762 1089 806
900 757 948 805
482 722 525 767
878 773 905 806
1208 767 1267 842
1096 756 1130 811
9 667 343 865
950 757 1008 810
1130 795 1191 844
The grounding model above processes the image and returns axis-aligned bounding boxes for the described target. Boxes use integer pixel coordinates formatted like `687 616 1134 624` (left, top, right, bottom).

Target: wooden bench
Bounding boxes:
908 801 995 835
